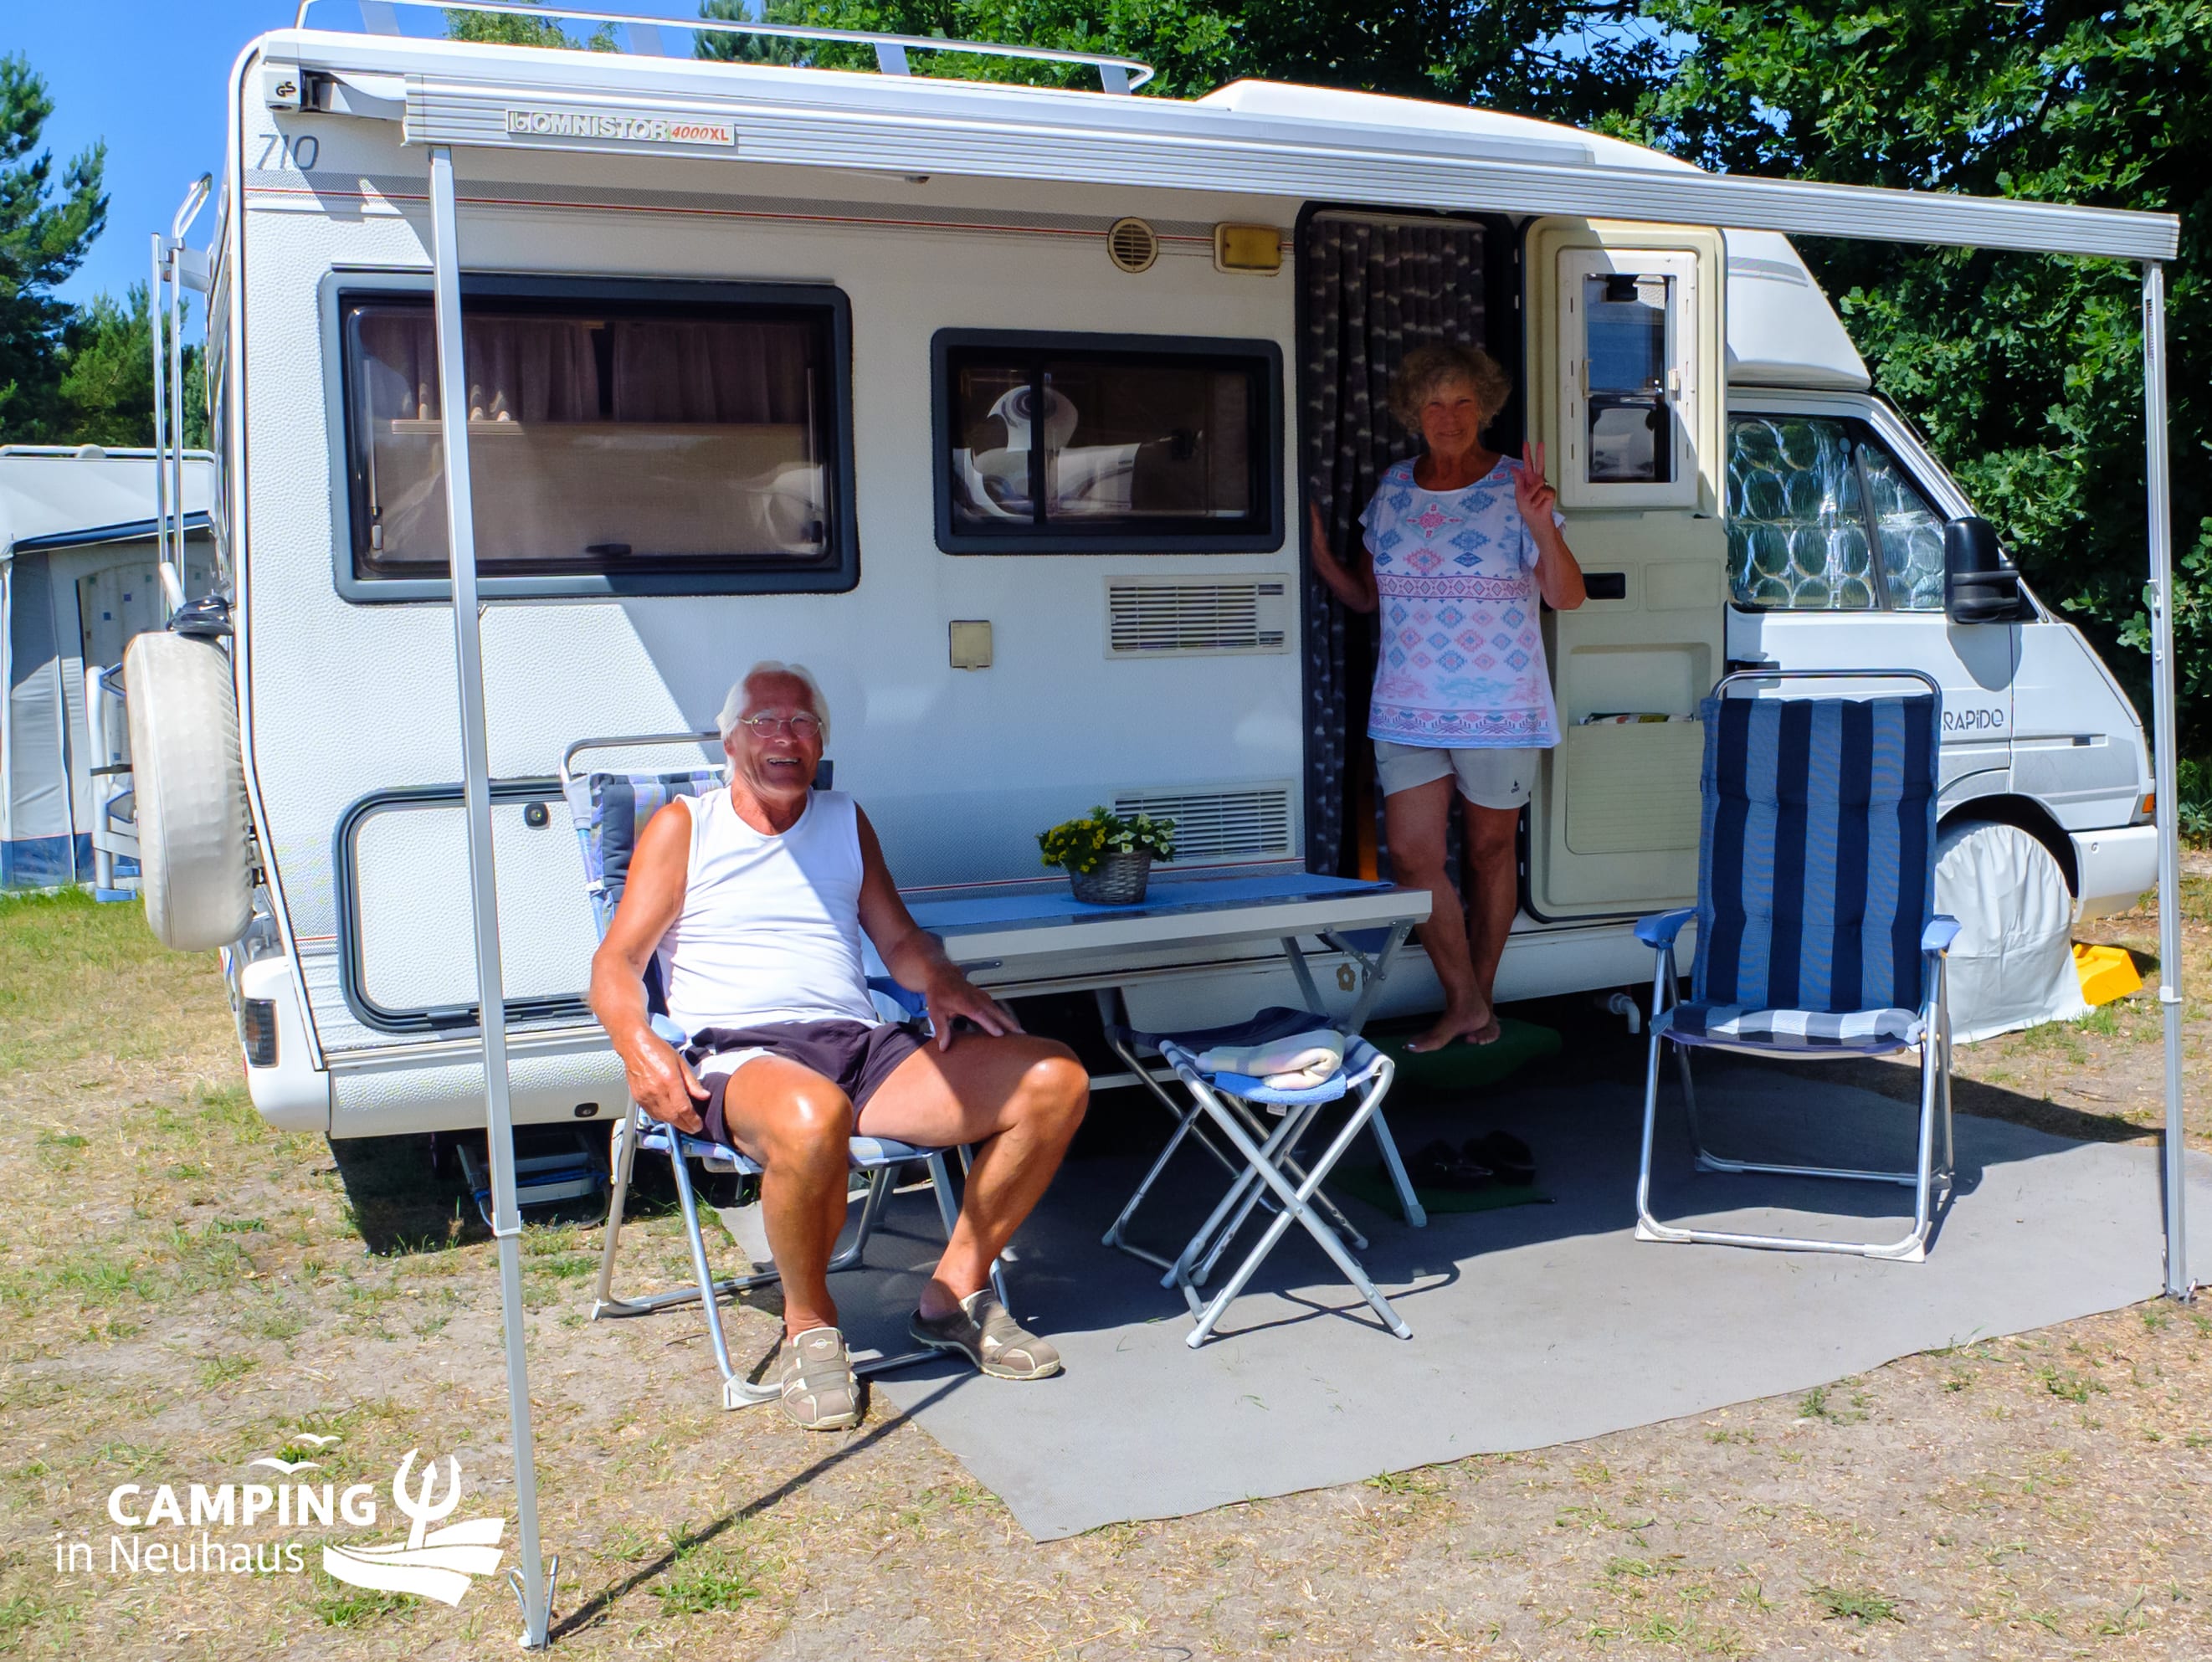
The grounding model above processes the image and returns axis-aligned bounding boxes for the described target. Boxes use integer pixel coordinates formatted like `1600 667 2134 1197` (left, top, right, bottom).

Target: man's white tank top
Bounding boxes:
656 787 880 1037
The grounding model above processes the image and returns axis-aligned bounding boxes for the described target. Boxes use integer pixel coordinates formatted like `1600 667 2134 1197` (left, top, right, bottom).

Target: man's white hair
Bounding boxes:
719 661 831 743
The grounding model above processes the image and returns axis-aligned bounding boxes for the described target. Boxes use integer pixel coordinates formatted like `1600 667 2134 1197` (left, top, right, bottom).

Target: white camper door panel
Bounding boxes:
352 800 598 1017
1526 514 1727 919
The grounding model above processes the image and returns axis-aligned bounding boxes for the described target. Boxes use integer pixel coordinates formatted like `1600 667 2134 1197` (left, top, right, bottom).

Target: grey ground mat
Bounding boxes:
736 1069 2211 1541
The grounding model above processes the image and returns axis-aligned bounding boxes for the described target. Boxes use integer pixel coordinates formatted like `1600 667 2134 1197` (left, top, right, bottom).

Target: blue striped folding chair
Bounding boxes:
559 736 998 1410
1634 672 1961 1261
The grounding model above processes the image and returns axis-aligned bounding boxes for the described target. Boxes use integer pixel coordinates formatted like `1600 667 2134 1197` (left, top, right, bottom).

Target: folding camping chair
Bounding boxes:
1634 671 1960 1262
561 736 1001 1410
1107 1008 1409 1347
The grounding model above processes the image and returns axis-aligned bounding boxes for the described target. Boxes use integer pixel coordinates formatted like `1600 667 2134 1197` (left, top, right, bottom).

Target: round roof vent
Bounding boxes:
1106 217 1159 274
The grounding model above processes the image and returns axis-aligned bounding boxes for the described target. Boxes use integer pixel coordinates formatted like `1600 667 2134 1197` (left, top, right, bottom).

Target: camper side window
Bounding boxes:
338 284 853 594
932 331 1281 553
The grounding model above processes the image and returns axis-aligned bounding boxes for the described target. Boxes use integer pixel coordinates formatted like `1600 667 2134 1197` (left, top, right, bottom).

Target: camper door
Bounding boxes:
1523 220 1727 921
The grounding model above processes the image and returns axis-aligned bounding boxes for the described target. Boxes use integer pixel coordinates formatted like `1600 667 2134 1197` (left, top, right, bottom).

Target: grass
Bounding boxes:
653 1526 762 1616
1809 1584 1904 1624
310 1582 418 1629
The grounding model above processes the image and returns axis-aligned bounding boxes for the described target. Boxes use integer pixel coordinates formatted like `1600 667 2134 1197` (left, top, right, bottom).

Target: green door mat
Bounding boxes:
1332 1162 1551 1223
1368 1015 1563 1095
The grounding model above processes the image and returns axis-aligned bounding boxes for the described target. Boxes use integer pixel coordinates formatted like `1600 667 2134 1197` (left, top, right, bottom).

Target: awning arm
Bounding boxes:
2142 260 2192 1301
427 143 556 1643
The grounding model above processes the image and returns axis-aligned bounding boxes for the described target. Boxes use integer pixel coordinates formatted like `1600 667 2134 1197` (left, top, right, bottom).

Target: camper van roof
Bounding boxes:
0 449 216 557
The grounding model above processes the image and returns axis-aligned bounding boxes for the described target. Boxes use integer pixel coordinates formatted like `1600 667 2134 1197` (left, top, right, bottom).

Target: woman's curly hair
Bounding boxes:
1388 342 1512 435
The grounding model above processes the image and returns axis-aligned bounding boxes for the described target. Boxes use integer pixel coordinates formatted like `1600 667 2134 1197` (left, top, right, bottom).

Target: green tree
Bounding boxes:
1631 0 2209 752
0 52 108 441
693 1 1667 111
448 0 617 49
52 284 208 450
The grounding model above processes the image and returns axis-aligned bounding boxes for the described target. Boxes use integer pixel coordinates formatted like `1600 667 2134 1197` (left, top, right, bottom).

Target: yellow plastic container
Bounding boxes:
2073 942 2143 1006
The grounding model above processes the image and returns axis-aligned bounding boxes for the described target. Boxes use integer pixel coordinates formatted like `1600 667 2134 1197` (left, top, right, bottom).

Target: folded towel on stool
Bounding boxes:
1195 1028 1345 1087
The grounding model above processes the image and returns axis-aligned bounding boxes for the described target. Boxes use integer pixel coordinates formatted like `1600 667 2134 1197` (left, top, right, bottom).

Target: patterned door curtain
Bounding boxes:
1298 212 1497 879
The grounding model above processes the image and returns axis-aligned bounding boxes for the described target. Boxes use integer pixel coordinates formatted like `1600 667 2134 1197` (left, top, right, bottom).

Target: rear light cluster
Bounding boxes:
240 998 279 1068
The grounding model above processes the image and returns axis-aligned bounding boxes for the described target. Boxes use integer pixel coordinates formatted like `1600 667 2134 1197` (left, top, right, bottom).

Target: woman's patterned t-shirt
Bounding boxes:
1359 457 1566 749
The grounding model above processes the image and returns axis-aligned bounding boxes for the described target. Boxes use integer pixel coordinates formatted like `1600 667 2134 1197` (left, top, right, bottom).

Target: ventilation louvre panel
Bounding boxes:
1111 786 1294 863
1106 580 1286 655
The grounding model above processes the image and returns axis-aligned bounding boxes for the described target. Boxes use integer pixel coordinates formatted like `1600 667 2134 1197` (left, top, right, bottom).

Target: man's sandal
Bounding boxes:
910 1290 1063 1381
778 1326 860 1430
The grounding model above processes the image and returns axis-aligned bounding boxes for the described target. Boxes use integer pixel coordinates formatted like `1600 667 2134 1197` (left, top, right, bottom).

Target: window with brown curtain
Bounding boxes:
340 283 849 592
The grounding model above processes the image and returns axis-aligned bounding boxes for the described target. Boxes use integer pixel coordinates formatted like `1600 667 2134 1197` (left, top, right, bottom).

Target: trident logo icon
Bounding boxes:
322 1448 505 1606
393 1450 462 1551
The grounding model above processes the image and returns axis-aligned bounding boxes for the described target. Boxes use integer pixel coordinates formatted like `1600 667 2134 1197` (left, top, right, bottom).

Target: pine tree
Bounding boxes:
0 53 108 441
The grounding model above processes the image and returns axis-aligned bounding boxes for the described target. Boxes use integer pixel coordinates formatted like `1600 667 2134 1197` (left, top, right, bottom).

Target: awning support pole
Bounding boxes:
428 143 554 1644
2142 260 2191 1300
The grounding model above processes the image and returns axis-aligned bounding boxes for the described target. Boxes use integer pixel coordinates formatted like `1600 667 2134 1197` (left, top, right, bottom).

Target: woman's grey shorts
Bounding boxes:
1373 741 1542 809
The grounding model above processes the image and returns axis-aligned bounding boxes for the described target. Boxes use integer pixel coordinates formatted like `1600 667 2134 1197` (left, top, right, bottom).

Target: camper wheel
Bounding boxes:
123 629 253 952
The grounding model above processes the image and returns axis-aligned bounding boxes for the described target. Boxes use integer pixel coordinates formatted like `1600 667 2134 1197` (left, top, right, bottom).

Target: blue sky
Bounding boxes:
4 1 726 326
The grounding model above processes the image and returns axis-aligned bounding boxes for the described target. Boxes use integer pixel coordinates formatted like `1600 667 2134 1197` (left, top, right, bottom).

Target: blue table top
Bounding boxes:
904 872 1400 936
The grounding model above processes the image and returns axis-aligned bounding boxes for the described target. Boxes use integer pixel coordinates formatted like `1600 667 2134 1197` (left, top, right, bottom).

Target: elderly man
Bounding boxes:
589 662 1089 1431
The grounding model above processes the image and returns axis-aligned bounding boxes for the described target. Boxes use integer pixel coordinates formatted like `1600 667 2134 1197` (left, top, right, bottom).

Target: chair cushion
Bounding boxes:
1660 1000 1926 1053
581 769 721 901
1155 1032 1388 1105
1693 693 1939 1018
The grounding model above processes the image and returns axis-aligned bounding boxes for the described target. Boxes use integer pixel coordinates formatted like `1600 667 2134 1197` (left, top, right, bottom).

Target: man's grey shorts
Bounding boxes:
1373 741 1542 809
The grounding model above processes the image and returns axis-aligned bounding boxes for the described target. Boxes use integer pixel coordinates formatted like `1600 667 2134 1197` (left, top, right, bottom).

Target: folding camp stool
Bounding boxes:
1110 1008 1409 1347
561 735 1003 1410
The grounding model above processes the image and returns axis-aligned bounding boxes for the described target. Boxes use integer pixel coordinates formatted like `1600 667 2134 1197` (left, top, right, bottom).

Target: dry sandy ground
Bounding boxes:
0 872 2204 1661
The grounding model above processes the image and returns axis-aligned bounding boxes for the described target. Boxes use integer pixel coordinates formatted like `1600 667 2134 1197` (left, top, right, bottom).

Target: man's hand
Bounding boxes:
624 1033 710 1135
921 968 1024 1053
1514 440 1558 524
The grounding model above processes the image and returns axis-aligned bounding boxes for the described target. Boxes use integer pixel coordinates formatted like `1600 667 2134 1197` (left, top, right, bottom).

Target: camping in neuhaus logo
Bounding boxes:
64 1439 505 1608
321 1449 506 1605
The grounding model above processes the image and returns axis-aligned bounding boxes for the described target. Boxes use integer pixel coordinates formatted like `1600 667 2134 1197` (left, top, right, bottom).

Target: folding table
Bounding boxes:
901 872 1434 1340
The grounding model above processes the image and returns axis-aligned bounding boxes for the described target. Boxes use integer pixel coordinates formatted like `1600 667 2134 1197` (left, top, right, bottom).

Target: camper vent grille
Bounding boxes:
1107 580 1286 655
1106 217 1160 273
1111 786 1295 863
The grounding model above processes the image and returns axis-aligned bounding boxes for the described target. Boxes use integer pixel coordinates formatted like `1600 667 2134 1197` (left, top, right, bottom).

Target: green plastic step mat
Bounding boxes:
1331 1162 1551 1223
1368 1015 1563 1095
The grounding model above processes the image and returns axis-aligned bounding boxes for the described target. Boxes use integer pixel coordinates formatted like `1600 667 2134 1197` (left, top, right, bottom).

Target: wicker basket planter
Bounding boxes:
1068 851 1152 905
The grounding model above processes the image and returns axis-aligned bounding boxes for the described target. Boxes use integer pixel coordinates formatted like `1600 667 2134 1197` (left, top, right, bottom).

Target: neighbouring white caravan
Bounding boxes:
134 9 2160 1140
1 447 215 890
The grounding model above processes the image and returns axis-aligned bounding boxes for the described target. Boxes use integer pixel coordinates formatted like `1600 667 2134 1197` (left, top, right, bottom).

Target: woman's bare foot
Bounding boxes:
1408 1006 1500 1051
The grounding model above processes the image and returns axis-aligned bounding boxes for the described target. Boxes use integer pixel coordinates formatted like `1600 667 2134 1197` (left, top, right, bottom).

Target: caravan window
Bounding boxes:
338 281 853 595
932 331 1281 553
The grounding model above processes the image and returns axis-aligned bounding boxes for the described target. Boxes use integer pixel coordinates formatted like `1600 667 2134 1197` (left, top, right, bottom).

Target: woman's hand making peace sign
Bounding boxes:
1512 440 1558 523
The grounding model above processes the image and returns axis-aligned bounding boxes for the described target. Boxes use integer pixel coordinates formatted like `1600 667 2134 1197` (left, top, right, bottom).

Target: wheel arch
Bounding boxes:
1939 795 2076 895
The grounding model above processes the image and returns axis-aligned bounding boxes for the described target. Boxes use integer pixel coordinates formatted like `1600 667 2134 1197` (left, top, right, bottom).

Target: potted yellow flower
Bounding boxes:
1037 806 1176 905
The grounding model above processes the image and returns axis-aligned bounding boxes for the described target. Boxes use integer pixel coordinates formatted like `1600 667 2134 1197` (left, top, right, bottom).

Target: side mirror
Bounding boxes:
1944 516 2027 624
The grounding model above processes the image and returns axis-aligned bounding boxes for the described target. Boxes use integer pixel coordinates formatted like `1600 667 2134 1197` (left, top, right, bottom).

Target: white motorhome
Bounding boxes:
131 8 2158 1137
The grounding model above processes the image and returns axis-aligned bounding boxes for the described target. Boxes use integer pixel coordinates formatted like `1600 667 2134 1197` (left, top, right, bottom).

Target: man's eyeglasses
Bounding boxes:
733 713 823 740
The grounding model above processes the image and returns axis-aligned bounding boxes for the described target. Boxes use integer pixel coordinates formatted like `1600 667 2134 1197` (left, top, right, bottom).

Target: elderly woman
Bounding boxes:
1309 343 1587 1049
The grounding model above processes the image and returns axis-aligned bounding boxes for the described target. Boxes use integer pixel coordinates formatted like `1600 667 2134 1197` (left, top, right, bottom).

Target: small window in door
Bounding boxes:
1558 248 1699 510
1725 417 1876 609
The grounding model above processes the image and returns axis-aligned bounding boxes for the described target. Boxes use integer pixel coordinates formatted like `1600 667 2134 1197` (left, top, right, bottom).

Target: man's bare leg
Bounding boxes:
855 1035 1088 1319
711 1057 857 1336
1461 800 1520 1045
1384 777 1491 1050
